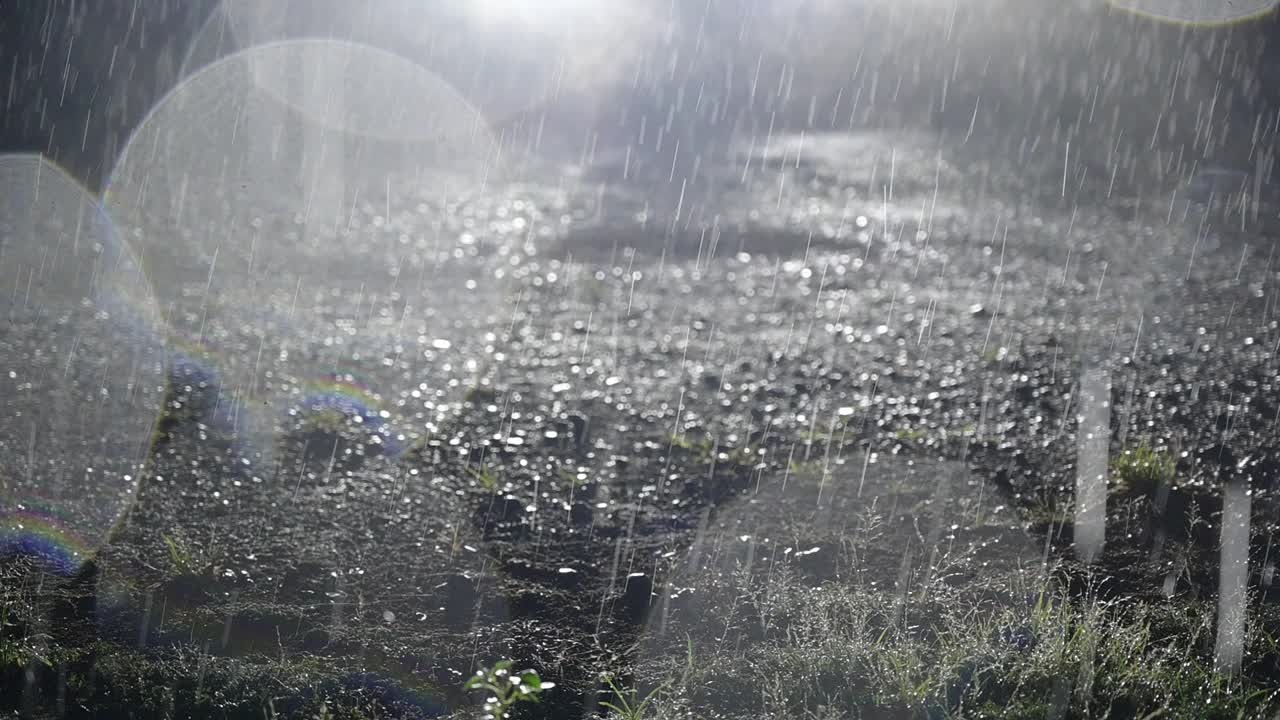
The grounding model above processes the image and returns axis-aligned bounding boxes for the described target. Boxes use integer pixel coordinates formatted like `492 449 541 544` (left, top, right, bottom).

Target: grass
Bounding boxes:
629 570 1280 719
894 428 929 443
4 485 1277 718
464 385 500 406
0 634 51 671
1111 443 1177 496
467 465 502 494
798 421 850 448
670 432 764 470
1 633 456 719
611 455 1280 720
669 433 716 458
558 467 591 489
600 674 668 719
3 402 1275 720
163 533 213 577
305 408 353 436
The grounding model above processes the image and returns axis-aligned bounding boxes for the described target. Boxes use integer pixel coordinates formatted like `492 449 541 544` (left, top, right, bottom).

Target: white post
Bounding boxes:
1214 476 1251 675
1074 364 1110 563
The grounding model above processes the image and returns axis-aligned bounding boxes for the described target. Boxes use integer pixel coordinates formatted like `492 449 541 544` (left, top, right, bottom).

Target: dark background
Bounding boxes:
0 0 216 188
2 1 1280 200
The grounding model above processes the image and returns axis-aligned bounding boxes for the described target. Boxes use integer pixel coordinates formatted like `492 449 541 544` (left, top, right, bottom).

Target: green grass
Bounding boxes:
304 408 353 435
2 421 1274 720
559 467 591 489
613 456 1280 720
600 673 668 719
0 635 52 670
464 385 499 406
670 433 716 458
798 420 850 448
163 533 214 577
1111 443 1177 496
670 433 763 471
894 428 929 442
467 465 502 493
630 575 1280 719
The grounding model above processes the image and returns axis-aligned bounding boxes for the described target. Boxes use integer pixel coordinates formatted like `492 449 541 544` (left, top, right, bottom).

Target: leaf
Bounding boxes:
600 701 629 716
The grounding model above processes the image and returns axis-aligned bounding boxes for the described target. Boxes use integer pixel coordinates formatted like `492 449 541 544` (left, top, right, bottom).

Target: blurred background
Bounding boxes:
4 3 1280 717
3 0 1278 199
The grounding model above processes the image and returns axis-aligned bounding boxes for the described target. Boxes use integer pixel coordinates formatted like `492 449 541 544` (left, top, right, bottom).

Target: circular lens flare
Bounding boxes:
104 39 499 476
1107 0 1278 25
180 0 658 124
0 154 166 575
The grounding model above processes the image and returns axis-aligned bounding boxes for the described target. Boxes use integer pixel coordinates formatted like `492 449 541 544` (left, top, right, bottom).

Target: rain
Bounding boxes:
2 0 1280 718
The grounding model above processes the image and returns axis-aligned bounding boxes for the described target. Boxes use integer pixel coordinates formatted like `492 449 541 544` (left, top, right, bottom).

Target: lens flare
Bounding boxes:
166 337 274 466
0 154 167 575
180 0 658 123
0 503 95 577
104 39 496 478
1107 0 1278 25
287 371 408 458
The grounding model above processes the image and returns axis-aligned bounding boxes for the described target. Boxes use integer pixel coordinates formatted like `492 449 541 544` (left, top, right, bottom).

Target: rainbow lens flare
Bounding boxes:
289 371 408 458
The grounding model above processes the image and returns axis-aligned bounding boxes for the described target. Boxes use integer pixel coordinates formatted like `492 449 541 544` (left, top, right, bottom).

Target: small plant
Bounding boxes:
467 466 501 494
163 533 211 577
465 385 499 406
558 467 589 489
1111 444 1176 495
670 433 762 469
894 427 928 442
0 636 51 670
600 675 668 720
303 408 350 435
670 432 715 458
788 459 821 477
722 444 764 468
465 660 554 719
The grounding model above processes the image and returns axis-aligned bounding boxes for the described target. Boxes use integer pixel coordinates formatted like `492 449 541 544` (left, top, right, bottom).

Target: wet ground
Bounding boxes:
5 130 1280 718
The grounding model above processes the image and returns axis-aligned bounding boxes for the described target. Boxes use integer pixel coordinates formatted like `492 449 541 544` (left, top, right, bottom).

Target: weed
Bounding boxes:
894 428 928 442
599 674 668 720
633 479 1280 720
671 432 763 471
798 424 845 447
162 533 211 577
670 433 715 458
0 635 52 670
558 467 589 489
464 385 499 406
788 459 824 477
983 346 1010 364
303 408 350 435
467 466 501 494
1111 443 1176 496
464 660 555 719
